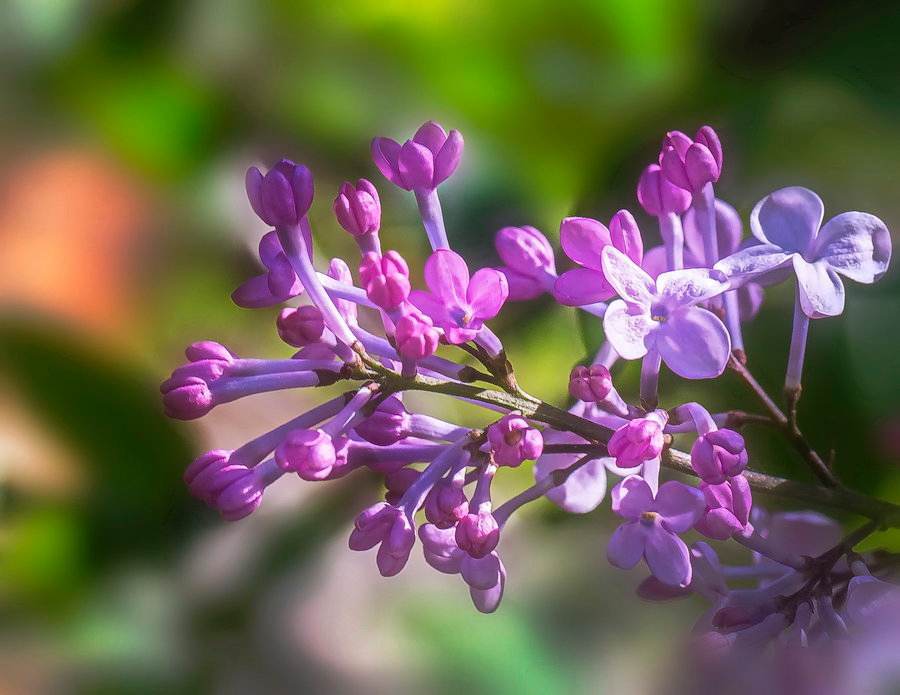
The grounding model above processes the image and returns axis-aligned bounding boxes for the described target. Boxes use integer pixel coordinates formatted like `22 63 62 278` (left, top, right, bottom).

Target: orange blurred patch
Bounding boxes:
0 149 147 337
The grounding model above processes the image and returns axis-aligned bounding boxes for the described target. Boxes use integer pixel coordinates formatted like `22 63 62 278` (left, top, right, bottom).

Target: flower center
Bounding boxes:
650 303 668 323
640 511 658 526
504 430 523 446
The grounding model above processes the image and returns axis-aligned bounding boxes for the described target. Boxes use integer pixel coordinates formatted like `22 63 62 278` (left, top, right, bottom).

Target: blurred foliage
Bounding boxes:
0 0 898 692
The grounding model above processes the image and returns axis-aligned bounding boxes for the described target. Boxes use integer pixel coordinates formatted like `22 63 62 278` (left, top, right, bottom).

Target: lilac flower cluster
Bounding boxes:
163 118 898 663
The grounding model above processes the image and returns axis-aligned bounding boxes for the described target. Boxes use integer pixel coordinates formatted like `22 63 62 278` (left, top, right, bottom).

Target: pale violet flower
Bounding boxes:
600 246 731 379
715 186 891 318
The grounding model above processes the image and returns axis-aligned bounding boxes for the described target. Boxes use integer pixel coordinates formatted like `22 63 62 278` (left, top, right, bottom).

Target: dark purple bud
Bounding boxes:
354 396 411 446
568 364 613 403
424 480 469 529
384 467 420 506
276 305 326 347
245 160 314 228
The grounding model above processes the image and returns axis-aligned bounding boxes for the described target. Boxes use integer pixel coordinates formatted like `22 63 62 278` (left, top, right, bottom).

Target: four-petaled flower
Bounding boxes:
410 249 509 344
714 187 891 318
607 475 705 586
553 212 643 306
601 246 731 378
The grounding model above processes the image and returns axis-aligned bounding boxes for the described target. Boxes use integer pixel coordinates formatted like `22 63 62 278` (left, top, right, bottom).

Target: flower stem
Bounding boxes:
414 188 449 250
658 212 684 270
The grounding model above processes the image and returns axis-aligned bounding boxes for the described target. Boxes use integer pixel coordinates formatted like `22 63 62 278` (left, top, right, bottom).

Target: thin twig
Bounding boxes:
728 355 839 488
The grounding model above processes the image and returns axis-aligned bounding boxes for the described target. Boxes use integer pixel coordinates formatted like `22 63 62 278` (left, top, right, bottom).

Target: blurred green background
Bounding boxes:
0 0 898 692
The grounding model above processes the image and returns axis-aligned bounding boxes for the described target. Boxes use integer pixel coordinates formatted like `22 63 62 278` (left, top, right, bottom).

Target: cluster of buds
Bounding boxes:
162 113 897 671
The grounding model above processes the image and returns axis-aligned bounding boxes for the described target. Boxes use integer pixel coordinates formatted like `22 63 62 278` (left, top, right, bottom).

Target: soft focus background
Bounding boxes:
1 1 898 692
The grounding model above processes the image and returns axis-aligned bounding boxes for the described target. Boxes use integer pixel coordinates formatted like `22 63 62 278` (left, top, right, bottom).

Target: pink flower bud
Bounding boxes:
690 428 748 484
354 396 410 446
348 503 415 576
494 225 556 276
161 375 213 420
424 480 469 528
568 364 613 403
487 413 544 467
276 305 326 347
395 311 440 360
245 159 314 228
333 179 381 236
637 164 692 216
275 428 337 480
607 414 666 468
359 250 411 309
455 509 500 558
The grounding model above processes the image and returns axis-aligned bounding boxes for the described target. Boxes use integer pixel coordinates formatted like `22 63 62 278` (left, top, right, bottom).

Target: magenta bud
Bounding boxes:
487 413 544 467
162 375 213 420
395 311 440 360
359 250 411 310
568 364 613 403
384 467 420 506
163 359 228 390
276 305 326 347
275 428 336 480
494 225 556 276
695 475 753 540
354 396 410 446
376 512 416 577
690 429 748 484
372 121 463 191
245 159 314 228
607 414 666 468
424 480 469 529
659 126 723 193
185 341 235 363
455 509 500 559
637 164 692 216
333 178 381 236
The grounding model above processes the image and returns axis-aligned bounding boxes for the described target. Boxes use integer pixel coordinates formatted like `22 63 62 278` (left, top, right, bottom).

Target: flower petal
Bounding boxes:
654 481 705 533
793 257 845 318
607 521 647 570
812 212 892 283
499 266 545 301
750 186 823 253
424 249 469 305
470 559 505 613
544 457 609 514
601 246 655 306
602 300 655 360
460 553 502 590
433 130 464 186
560 217 611 270
656 268 730 307
553 268 615 306
371 137 402 186
611 474 654 519
412 121 448 154
641 245 667 279
408 289 452 325
467 268 508 320
656 307 730 379
644 527 692 586
713 244 792 286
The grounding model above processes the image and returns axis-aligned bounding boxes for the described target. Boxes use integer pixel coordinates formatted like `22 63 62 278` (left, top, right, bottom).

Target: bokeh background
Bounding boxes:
1 1 898 692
